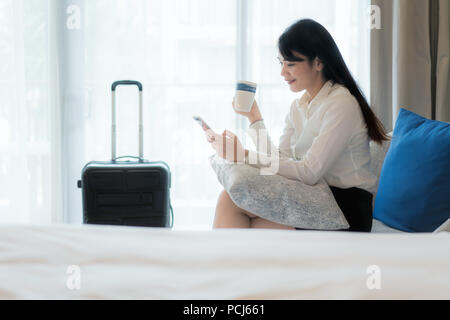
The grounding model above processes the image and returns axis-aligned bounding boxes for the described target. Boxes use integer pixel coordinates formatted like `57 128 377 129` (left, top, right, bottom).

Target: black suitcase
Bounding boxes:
77 80 172 228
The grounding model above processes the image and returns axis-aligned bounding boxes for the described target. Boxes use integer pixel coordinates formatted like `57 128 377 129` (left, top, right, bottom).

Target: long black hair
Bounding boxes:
278 19 389 144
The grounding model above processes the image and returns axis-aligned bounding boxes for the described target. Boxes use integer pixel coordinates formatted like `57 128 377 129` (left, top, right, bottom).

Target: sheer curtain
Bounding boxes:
0 0 370 228
0 0 61 224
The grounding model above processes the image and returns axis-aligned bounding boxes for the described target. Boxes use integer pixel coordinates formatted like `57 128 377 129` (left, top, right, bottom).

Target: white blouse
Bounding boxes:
245 80 377 193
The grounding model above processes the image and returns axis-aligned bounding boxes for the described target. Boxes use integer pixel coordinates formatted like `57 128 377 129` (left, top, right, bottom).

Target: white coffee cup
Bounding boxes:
234 80 257 112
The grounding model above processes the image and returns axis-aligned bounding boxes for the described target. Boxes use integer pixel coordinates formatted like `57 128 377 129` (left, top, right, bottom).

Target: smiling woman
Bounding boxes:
211 19 386 232
277 53 323 95
277 19 389 144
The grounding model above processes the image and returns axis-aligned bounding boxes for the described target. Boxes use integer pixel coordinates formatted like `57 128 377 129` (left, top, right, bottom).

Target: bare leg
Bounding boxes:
250 217 295 230
213 190 257 228
213 190 295 230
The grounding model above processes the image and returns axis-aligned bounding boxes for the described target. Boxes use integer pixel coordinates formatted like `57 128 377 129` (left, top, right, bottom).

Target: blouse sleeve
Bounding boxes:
247 116 294 159
246 101 296 159
246 96 361 185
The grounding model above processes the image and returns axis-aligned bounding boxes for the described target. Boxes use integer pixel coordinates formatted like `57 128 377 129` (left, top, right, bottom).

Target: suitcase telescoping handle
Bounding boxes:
111 80 144 162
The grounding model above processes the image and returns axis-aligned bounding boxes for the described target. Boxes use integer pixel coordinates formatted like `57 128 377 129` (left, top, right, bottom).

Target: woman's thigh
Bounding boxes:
251 217 296 230
218 190 295 230
218 190 259 218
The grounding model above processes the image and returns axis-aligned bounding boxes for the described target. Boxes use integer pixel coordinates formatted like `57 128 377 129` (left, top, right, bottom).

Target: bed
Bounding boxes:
0 223 448 300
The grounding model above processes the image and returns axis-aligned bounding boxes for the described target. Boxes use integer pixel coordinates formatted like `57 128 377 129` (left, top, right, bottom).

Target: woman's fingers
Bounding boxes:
222 130 236 139
212 130 245 163
205 129 220 143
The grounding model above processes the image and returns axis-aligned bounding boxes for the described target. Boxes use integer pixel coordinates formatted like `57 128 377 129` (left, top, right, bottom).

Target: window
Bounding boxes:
0 0 56 224
0 0 370 228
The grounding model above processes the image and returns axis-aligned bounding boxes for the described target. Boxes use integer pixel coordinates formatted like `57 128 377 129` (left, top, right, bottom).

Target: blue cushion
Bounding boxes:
373 108 450 232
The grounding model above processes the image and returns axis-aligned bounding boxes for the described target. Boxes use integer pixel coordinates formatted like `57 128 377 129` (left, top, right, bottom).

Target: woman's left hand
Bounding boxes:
209 130 246 163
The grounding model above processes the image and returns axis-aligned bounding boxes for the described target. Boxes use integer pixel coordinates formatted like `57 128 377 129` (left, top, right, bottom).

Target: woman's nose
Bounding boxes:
280 64 288 77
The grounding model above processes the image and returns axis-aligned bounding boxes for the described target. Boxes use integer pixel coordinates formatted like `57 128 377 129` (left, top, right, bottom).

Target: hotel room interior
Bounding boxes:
0 0 449 301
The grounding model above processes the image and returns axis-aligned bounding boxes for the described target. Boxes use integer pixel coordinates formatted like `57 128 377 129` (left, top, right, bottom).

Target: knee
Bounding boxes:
216 190 243 217
216 190 258 219
216 190 233 209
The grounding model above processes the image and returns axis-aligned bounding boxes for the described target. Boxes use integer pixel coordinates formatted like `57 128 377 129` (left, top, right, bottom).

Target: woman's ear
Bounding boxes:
315 57 324 72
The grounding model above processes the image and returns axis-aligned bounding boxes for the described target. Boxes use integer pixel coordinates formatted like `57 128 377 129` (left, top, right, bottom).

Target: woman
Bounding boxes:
207 19 390 232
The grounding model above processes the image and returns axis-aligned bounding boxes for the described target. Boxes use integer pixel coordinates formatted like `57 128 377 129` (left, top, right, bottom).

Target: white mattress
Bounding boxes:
0 224 449 299
371 219 405 233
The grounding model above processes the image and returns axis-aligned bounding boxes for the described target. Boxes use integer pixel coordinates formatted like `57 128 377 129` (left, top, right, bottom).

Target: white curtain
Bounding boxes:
0 0 62 224
1 0 370 228
371 0 450 131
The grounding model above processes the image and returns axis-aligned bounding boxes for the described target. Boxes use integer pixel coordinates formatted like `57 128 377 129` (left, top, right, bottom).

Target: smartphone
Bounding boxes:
193 116 217 142
193 116 211 131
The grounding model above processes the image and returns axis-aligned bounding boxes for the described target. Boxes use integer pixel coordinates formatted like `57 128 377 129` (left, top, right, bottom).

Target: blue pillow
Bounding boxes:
373 108 450 232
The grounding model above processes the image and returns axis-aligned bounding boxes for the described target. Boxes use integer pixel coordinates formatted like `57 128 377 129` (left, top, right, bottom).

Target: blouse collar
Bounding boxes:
299 80 335 107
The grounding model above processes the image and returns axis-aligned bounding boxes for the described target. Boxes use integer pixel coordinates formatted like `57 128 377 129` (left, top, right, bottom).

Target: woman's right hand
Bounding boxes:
232 97 263 124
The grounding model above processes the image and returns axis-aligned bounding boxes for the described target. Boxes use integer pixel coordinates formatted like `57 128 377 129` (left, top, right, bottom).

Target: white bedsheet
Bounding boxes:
0 224 449 300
